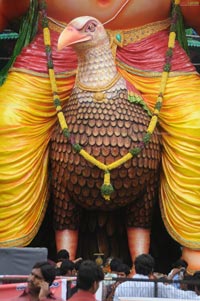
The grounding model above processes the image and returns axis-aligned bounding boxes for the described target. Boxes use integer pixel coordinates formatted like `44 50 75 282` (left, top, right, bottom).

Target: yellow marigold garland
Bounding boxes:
40 0 180 200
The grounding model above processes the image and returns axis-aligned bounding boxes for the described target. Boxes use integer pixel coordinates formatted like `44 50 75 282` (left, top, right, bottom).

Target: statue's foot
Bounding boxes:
182 247 200 275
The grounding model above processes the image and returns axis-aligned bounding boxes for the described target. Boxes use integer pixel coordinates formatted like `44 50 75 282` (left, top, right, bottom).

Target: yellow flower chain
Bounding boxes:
41 0 180 200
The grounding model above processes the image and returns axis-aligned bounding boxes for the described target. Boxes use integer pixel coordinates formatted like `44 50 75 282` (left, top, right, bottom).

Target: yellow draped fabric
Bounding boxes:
0 72 74 246
119 69 200 249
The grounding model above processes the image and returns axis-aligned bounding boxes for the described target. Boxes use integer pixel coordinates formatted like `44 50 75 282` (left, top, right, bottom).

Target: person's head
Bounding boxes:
192 271 200 295
28 261 56 294
110 258 123 273
134 254 155 276
56 249 70 262
171 259 188 269
116 263 131 277
180 273 194 291
59 259 75 276
76 260 104 293
56 249 70 268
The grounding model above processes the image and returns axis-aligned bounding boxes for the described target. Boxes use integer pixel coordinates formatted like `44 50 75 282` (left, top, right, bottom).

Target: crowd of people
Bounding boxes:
8 249 200 301
113 254 200 300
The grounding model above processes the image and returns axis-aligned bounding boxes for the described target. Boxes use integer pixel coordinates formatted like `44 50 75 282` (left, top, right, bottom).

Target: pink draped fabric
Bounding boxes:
13 29 195 74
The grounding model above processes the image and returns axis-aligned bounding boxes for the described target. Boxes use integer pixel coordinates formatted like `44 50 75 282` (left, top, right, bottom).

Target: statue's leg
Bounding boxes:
126 172 159 264
52 190 81 259
51 153 82 259
53 194 81 260
127 227 150 262
56 229 79 260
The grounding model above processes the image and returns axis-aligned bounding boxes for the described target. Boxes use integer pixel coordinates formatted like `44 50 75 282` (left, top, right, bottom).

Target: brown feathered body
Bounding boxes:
50 17 161 261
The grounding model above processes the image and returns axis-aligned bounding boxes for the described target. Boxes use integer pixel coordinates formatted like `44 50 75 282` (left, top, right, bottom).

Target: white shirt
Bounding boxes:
113 274 200 301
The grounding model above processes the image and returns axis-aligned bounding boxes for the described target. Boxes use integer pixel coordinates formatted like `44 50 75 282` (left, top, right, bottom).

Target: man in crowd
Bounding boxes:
11 261 64 301
56 249 70 268
68 260 104 301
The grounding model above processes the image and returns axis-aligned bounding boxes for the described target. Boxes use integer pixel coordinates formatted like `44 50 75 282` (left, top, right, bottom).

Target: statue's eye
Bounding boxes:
85 22 97 32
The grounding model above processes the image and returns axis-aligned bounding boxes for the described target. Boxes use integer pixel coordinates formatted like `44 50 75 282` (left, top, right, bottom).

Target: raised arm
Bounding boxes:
180 0 200 34
0 0 30 31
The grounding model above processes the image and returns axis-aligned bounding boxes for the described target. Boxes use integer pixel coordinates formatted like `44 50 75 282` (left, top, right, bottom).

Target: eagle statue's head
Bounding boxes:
57 16 108 52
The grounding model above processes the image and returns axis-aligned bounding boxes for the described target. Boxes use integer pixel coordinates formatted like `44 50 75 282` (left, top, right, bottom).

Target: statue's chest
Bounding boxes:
63 89 148 147
53 91 160 209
